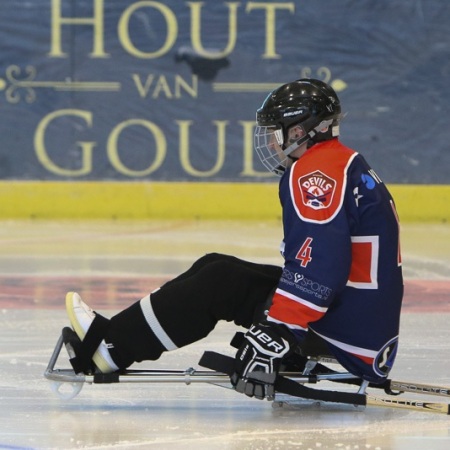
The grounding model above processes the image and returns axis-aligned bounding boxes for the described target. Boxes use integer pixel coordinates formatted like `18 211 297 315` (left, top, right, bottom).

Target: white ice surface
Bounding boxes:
0 220 449 450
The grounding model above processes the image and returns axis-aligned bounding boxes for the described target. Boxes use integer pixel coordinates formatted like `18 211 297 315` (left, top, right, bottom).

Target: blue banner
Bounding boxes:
0 0 449 183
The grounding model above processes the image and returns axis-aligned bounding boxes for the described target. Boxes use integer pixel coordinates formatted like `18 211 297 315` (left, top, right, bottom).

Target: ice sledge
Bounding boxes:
44 329 450 414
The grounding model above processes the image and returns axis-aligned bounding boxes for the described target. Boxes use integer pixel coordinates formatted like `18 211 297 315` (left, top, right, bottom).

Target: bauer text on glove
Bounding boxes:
231 321 297 400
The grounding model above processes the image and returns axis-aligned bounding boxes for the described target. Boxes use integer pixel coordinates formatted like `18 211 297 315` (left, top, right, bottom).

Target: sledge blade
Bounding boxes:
44 333 86 399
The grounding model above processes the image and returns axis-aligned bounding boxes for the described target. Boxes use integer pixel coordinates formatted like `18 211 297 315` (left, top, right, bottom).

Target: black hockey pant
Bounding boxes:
106 253 282 369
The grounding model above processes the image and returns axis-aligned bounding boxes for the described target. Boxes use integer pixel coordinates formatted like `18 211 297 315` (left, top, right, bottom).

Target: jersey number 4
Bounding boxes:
296 237 313 267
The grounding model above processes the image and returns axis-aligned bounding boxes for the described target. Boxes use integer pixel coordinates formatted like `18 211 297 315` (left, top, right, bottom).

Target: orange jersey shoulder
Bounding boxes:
289 140 358 224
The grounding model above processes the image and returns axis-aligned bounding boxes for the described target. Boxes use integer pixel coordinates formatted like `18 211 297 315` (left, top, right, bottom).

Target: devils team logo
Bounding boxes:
298 170 336 210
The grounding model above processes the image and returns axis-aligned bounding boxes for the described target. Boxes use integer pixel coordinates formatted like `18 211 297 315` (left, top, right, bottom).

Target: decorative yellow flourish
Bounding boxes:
213 83 282 92
0 65 348 104
331 79 348 92
0 65 121 104
212 66 347 92
213 75 348 94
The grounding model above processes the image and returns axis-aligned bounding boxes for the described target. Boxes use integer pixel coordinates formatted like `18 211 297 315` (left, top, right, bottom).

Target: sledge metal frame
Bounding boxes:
45 334 357 384
44 333 450 414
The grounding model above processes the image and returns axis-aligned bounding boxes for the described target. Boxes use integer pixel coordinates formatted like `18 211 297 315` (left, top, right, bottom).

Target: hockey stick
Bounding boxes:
306 369 450 400
365 395 450 414
304 368 450 399
199 351 450 415
382 380 450 398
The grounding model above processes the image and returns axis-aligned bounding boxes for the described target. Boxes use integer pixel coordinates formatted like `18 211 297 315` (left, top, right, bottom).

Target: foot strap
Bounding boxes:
63 313 110 374
199 351 366 406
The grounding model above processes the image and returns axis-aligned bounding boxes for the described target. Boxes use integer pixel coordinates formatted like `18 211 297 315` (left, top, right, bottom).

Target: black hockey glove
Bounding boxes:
231 321 297 400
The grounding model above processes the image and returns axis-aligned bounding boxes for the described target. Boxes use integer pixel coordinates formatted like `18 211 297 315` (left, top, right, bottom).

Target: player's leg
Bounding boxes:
107 253 281 368
66 253 282 372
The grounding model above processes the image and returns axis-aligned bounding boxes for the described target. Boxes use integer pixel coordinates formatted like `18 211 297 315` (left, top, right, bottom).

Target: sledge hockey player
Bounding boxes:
63 78 404 400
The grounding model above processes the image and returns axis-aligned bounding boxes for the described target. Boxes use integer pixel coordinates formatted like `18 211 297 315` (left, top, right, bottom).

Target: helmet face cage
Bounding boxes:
254 125 289 176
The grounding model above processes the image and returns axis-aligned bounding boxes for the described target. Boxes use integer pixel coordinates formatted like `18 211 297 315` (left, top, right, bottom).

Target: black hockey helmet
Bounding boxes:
254 78 341 175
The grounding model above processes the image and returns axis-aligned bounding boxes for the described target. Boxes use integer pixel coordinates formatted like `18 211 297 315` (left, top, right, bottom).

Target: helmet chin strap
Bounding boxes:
283 129 316 157
283 118 336 157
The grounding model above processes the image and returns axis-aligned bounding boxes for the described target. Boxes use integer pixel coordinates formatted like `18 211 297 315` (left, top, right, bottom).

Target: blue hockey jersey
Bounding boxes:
267 139 404 382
